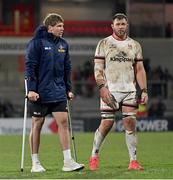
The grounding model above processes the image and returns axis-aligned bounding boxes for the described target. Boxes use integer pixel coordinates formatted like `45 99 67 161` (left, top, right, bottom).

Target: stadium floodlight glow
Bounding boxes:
20 79 28 172
67 100 77 162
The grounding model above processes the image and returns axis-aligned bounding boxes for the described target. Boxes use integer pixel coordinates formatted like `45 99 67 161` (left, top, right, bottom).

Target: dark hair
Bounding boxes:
112 13 128 22
43 13 64 28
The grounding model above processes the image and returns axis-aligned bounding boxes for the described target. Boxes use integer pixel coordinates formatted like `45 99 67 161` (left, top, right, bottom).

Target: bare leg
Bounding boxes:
30 116 46 172
53 112 84 171
53 112 70 150
29 117 45 154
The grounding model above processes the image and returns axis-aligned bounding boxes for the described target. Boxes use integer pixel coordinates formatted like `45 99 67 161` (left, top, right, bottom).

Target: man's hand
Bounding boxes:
27 91 40 101
100 86 111 104
67 91 74 100
100 87 119 110
140 91 148 105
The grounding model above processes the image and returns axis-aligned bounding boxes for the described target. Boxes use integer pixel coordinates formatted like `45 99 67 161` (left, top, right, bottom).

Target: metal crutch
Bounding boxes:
67 100 77 162
20 79 28 172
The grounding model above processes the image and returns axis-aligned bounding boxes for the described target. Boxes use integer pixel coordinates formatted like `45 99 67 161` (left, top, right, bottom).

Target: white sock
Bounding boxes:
31 153 39 164
63 149 72 161
125 132 137 161
91 129 104 157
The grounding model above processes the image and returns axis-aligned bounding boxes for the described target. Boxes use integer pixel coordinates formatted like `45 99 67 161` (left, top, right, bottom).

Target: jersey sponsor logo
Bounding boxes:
44 46 52 50
58 45 65 52
110 51 132 62
33 112 41 115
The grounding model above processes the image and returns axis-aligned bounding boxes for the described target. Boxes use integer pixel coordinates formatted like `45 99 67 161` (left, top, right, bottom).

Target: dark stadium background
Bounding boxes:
0 0 173 179
0 0 173 133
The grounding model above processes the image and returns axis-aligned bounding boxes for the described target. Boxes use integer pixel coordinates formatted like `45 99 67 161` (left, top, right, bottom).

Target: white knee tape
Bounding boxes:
122 112 136 120
101 113 115 120
125 130 134 135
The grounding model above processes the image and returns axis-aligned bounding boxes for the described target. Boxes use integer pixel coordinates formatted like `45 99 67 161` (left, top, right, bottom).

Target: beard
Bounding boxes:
118 30 126 37
114 29 127 38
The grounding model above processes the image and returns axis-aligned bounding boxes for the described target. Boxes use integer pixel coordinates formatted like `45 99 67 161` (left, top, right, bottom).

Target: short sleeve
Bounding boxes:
94 39 105 59
135 42 143 60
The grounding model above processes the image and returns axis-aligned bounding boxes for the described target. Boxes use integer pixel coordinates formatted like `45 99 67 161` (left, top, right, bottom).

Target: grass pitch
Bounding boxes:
0 132 173 179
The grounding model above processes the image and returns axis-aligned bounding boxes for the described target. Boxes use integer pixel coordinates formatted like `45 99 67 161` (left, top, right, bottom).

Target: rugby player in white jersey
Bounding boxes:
89 13 148 171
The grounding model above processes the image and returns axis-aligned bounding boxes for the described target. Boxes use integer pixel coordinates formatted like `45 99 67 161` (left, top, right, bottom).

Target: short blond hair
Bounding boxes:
43 13 64 28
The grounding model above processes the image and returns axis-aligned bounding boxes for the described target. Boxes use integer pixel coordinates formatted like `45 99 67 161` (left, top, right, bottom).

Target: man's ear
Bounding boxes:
48 25 53 33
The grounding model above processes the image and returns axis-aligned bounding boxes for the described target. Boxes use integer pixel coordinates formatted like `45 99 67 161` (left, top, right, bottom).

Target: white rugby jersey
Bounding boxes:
94 35 143 92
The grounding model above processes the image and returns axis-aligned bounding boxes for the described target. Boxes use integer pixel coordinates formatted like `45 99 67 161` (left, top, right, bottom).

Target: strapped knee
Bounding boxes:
101 111 115 120
125 130 135 135
122 112 136 120
123 112 136 134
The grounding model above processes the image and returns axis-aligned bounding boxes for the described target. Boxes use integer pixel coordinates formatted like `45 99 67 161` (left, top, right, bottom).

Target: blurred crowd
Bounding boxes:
144 58 173 82
148 98 166 118
144 58 173 98
0 98 14 117
72 61 96 98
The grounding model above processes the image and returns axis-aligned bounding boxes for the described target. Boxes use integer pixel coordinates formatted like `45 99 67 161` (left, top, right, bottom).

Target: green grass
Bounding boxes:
0 132 173 179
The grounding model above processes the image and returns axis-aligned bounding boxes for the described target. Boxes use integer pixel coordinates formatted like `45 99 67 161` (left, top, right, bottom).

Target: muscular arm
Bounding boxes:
135 61 147 90
94 58 116 107
135 61 148 104
94 58 106 87
94 40 117 108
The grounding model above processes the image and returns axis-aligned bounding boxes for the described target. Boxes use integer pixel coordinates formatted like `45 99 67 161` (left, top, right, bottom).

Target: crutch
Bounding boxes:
20 79 28 172
67 100 77 162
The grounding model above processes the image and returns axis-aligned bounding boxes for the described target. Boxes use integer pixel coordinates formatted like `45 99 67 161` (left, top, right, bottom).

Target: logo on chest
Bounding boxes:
110 51 132 62
58 45 66 52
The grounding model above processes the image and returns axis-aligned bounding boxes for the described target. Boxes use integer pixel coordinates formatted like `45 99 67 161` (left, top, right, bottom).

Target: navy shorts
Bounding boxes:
29 101 67 117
